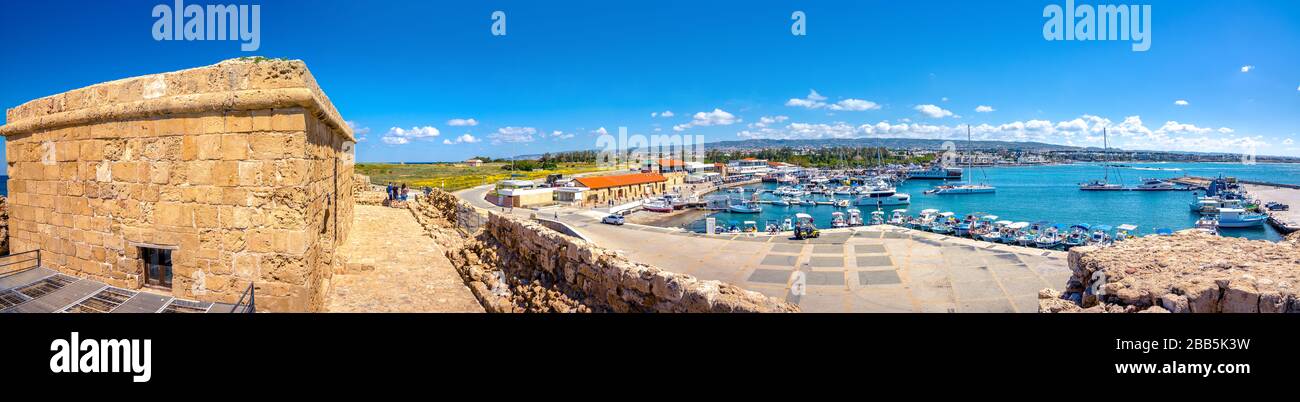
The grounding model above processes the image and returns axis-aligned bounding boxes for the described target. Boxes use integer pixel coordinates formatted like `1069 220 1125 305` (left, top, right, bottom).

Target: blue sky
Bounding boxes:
2 0 1299 170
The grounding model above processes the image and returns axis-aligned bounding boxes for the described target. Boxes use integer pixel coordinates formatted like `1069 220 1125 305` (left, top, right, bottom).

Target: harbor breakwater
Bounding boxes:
1040 231 1300 313
409 190 797 313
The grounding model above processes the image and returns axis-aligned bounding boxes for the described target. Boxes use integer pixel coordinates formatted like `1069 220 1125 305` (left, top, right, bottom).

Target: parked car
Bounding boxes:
602 215 626 225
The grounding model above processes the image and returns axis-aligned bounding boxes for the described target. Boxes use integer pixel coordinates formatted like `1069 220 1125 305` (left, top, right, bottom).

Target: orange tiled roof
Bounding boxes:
575 173 666 190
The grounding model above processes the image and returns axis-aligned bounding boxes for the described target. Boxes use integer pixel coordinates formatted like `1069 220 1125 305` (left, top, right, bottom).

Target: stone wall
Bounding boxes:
0 58 355 312
409 190 797 313
0 195 9 255
1040 232 1300 313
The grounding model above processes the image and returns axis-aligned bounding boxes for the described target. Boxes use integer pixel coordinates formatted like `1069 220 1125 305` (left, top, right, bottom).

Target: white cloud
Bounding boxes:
1296 84 1299 91
346 120 371 142
975 105 995 113
828 99 881 111
489 126 536 144
1174 100 1189 106
1241 65 1255 73
786 90 879 112
941 97 950 102
550 130 574 140
731 114 1255 154
447 118 479 127
674 108 738 131
651 110 675 118
442 133 481 145
382 126 440 145
750 115 789 129
1285 138 1295 146
914 104 954 118
591 127 609 136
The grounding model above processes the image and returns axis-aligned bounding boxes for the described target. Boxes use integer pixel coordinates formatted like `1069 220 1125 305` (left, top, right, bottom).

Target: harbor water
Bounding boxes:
682 163 1296 241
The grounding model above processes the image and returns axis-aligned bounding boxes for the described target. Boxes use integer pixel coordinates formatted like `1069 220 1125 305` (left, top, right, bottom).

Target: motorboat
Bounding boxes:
1216 208 1267 228
1133 178 1176 191
1062 224 1091 248
869 210 884 225
930 212 956 234
728 201 762 214
1087 225 1113 246
834 186 855 195
663 193 689 209
831 212 848 228
835 199 850 208
742 221 759 233
781 218 795 232
996 221 1020 243
1015 228 1037 247
888 209 909 225
1193 216 1219 235
643 200 674 212
772 198 791 207
954 214 982 237
1005 222 1030 244
981 220 1011 242
846 208 863 226
853 187 911 207
1113 224 1137 242
1035 225 1064 249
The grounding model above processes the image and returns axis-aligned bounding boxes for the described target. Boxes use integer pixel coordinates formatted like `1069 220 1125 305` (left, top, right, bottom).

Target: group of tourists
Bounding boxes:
384 182 434 207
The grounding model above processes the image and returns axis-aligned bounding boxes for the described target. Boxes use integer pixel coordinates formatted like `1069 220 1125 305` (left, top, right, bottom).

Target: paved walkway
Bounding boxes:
457 185 1070 313
328 205 484 312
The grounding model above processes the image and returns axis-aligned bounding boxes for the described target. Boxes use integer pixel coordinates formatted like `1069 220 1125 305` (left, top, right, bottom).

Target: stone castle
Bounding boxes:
0 58 355 312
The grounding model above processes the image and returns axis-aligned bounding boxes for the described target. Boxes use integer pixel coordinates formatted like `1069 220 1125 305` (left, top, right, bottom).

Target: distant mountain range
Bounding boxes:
511 137 1095 159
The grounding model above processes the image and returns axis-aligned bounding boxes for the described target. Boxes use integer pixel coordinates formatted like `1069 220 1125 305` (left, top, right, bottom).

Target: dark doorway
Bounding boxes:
141 247 173 289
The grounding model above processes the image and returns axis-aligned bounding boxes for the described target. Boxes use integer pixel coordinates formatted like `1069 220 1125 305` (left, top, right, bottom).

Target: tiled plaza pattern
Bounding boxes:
459 185 1072 313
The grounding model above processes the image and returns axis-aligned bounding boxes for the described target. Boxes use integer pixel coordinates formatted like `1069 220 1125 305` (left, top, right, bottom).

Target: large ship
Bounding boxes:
907 165 963 180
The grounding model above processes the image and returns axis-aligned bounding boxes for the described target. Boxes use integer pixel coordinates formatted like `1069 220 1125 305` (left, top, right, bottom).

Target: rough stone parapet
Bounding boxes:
409 190 798 313
1040 232 1300 313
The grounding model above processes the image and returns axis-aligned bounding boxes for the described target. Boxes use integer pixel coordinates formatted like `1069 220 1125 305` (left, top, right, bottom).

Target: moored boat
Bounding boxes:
1216 208 1267 228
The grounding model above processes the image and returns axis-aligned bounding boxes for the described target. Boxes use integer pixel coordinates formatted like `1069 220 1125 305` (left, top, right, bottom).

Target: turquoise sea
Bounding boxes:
691 162 1300 241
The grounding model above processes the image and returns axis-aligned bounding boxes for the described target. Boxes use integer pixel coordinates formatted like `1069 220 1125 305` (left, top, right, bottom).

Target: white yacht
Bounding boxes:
907 165 963 180
853 187 911 207
928 125 995 195
1133 178 1175 191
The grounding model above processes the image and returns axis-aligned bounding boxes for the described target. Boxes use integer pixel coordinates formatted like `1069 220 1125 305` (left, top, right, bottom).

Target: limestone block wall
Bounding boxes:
410 191 797 313
1039 232 1300 313
0 58 355 312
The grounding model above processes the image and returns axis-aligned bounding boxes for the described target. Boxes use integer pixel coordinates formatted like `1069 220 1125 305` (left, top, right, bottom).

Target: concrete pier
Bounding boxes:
1242 184 1300 234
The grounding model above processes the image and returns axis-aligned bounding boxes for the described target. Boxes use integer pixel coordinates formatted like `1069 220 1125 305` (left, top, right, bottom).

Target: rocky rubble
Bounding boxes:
409 190 798 313
1040 231 1300 313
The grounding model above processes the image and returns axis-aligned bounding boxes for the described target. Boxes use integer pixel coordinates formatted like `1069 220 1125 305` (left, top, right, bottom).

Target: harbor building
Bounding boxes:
0 58 356 312
574 172 668 206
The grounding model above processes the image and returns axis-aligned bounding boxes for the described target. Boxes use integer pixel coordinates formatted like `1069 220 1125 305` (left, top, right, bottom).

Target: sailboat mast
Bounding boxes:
1103 127 1109 182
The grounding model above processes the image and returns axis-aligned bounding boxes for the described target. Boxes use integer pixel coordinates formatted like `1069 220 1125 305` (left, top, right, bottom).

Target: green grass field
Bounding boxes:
355 162 608 192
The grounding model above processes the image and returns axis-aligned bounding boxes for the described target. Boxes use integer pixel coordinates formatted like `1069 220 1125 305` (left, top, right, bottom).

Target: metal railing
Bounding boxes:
0 249 41 277
230 282 255 313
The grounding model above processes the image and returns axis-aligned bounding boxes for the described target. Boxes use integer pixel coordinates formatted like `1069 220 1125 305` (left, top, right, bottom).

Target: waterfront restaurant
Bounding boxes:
574 172 667 206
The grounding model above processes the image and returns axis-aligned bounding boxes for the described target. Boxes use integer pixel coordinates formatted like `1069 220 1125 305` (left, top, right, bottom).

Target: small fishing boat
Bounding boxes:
772 198 791 207
1193 215 1219 235
781 218 795 232
742 221 759 233
835 199 850 208
1035 225 1064 249
1015 229 1037 247
846 208 863 226
728 201 762 214
1113 224 1137 242
1062 224 1091 248
954 214 982 237
930 212 956 234
998 221 1019 241
834 186 855 195
888 209 909 225
801 198 817 206
831 212 848 228
981 220 1011 242
869 210 885 225
1087 225 1113 246
1216 208 1267 228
